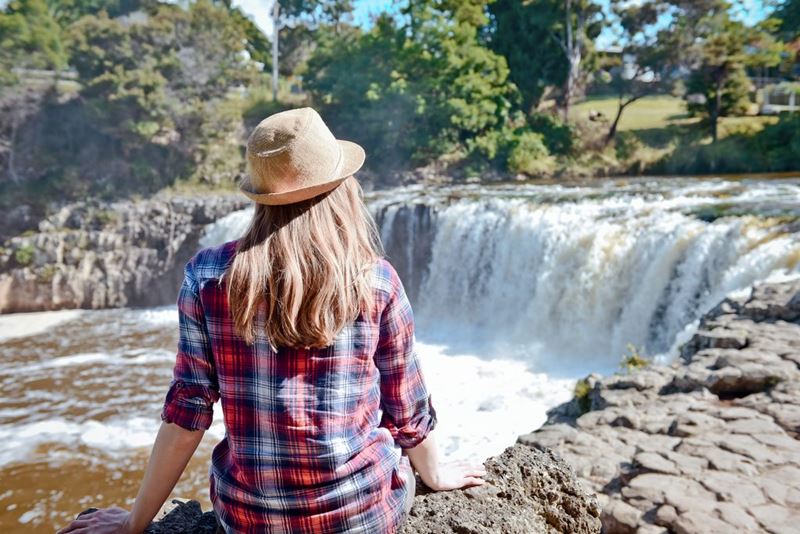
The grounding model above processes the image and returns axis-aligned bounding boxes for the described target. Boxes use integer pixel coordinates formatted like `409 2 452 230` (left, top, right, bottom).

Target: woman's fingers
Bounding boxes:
57 518 91 534
462 476 485 487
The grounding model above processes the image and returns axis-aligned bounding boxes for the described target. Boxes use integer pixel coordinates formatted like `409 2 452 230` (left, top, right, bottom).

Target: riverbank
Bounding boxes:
522 279 800 533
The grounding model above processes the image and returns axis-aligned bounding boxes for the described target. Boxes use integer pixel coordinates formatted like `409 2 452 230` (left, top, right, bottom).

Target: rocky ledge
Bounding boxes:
522 280 800 534
76 444 601 533
0 194 248 313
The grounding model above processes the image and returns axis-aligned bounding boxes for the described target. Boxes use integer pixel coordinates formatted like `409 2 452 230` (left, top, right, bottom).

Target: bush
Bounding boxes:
526 112 574 155
573 378 593 415
507 130 554 175
620 343 649 374
13 244 35 266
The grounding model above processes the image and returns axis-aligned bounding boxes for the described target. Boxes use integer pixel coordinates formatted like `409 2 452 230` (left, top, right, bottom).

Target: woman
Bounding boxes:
58 108 485 534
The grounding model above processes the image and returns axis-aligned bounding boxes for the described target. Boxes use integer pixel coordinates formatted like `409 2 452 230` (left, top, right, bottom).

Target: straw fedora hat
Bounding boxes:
240 107 365 205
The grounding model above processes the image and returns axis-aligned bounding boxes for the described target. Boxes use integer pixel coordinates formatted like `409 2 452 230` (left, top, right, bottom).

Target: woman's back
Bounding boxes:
163 240 435 533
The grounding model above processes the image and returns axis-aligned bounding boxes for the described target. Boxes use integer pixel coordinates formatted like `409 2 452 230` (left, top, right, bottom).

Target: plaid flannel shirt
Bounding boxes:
161 240 436 533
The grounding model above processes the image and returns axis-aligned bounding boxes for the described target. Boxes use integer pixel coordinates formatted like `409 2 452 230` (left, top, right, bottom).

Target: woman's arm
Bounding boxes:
57 422 204 534
127 422 205 531
406 431 486 491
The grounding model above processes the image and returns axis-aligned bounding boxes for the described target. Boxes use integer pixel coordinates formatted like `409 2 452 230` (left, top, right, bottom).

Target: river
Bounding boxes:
1 177 799 532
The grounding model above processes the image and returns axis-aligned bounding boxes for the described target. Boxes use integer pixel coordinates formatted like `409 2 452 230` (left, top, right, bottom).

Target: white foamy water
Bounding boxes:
0 310 83 342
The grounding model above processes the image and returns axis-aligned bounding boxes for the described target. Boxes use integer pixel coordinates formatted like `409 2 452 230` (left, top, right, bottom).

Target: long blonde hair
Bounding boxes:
225 177 382 348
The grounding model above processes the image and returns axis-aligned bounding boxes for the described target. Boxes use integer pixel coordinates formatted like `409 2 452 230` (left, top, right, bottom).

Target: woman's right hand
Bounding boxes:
423 460 487 491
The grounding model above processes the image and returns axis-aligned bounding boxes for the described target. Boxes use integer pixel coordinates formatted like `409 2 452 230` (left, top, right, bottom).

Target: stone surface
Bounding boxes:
524 279 800 533
0 194 249 313
398 445 601 534
72 445 601 534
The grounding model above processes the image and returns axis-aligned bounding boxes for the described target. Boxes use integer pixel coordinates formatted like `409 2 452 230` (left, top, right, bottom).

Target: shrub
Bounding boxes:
13 244 35 266
526 112 575 155
620 343 649 374
507 130 554 176
574 378 593 415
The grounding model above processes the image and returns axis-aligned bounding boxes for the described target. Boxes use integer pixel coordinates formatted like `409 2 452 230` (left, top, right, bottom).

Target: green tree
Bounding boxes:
46 0 145 26
683 8 782 141
0 0 66 81
305 1 517 170
488 0 602 120
601 0 675 145
774 0 800 40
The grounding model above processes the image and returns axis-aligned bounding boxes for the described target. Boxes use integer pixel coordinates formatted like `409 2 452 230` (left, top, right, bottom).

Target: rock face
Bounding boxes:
75 445 600 534
521 280 800 534
0 194 248 313
398 445 600 534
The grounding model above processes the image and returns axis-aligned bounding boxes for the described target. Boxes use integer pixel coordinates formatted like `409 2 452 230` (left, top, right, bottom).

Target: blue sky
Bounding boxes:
235 0 772 49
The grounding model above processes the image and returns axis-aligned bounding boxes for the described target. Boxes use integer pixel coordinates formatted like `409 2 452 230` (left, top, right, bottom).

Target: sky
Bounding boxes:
233 0 773 47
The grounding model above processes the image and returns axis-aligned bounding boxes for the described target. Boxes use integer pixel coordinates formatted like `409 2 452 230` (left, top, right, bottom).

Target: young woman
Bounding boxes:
58 108 485 534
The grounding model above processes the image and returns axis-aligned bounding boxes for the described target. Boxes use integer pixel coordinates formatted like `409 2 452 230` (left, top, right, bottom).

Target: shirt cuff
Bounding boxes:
161 380 219 431
383 396 437 449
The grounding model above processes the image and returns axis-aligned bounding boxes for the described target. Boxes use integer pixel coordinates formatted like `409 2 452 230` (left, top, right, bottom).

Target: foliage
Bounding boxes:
678 5 782 140
774 0 800 40
686 63 753 118
573 377 593 414
0 0 67 85
13 244 35 266
0 0 255 214
506 131 554 175
654 113 800 174
620 343 649 373
305 2 517 171
488 0 603 114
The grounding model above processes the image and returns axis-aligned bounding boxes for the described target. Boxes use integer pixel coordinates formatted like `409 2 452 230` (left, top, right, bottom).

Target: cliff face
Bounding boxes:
522 280 800 533
0 194 249 313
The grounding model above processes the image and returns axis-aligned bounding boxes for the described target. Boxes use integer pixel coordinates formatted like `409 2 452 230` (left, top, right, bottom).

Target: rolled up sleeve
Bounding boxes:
375 266 436 449
161 258 220 431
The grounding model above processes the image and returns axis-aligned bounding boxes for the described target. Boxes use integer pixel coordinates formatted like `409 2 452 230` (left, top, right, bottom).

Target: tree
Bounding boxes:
601 0 674 145
488 0 602 119
683 8 782 141
774 0 800 40
305 1 517 170
0 0 66 79
268 0 355 100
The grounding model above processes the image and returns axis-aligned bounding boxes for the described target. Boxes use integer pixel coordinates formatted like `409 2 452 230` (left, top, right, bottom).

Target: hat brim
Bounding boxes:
240 140 365 206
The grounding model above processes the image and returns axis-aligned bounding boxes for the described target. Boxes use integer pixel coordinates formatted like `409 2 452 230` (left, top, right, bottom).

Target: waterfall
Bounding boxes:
202 178 800 374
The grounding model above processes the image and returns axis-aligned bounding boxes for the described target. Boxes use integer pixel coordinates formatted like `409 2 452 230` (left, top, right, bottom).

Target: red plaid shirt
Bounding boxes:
161 240 436 533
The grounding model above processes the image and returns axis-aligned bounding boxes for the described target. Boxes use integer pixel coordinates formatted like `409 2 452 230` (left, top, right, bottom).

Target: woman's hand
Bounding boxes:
56 506 133 534
423 460 487 491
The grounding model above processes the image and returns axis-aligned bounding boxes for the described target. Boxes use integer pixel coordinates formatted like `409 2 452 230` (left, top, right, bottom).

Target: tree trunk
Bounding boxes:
711 70 722 143
271 1 280 102
605 100 626 147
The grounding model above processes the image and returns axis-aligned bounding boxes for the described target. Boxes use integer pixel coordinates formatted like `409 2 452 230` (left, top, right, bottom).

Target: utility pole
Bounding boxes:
272 0 280 101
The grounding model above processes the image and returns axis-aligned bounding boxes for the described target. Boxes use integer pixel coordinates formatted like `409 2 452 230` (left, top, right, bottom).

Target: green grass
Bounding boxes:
572 95 778 138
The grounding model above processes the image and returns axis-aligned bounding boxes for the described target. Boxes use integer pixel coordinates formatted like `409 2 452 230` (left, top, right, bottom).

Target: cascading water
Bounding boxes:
372 179 800 374
196 177 800 456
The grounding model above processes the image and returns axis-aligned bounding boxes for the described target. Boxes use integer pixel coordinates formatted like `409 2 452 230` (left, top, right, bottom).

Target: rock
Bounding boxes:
0 194 249 313
671 510 733 534
521 279 800 534
599 499 641 534
69 446 601 534
399 444 601 534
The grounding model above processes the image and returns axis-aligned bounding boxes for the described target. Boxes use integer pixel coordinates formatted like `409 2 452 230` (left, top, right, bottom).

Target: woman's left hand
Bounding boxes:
56 506 133 534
